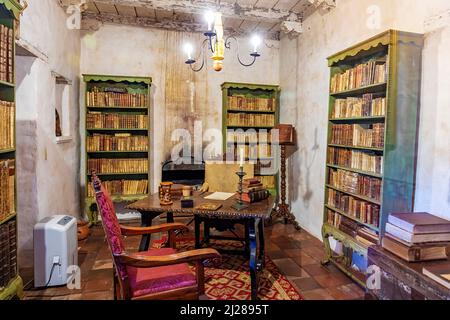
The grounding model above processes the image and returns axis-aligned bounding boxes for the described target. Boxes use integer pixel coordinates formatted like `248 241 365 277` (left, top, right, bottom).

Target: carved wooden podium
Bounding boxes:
270 124 301 230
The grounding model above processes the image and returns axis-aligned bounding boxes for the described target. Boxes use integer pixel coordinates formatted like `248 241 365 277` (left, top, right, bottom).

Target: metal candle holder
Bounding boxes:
232 166 248 211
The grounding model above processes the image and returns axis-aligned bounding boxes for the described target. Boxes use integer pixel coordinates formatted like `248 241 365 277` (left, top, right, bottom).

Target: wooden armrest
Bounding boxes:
115 248 221 268
120 223 189 236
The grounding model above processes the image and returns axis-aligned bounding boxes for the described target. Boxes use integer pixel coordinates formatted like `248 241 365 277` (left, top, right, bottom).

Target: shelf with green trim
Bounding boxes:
329 116 385 123
86 106 149 111
322 30 423 289
0 212 16 226
326 184 381 206
0 0 23 301
330 82 387 97
83 74 152 226
325 204 379 232
87 150 149 154
226 109 276 114
328 144 384 152
86 128 148 131
0 148 15 155
326 164 383 179
0 79 14 87
222 82 280 194
87 172 149 176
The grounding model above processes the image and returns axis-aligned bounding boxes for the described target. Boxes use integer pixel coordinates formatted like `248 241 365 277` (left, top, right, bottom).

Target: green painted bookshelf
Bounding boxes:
0 0 23 300
83 75 152 225
221 82 280 195
321 30 424 287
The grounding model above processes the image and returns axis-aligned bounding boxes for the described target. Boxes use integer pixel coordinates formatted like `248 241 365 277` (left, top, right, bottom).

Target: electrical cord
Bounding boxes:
45 262 60 287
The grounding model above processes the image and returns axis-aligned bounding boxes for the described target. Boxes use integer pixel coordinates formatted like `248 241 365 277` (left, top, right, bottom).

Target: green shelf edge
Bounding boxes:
326 164 383 179
328 144 384 152
325 204 380 232
0 0 22 20
83 74 152 84
0 275 23 300
0 212 16 226
326 184 381 206
221 82 280 91
0 148 15 154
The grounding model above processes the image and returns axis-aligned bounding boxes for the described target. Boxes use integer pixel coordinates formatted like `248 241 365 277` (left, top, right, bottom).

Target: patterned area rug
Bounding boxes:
154 237 302 300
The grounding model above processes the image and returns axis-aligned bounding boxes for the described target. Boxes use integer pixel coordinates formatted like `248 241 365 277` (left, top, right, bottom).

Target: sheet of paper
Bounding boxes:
442 274 450 281
204 192 235 201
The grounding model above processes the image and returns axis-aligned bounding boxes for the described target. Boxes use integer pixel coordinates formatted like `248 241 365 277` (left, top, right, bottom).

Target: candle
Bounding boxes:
239 147 244 167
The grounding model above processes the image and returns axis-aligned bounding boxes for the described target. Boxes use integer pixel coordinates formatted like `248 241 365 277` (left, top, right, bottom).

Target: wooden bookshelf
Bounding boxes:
322 30 424 288
0 0 23 300
221 82 280 195
83 75 152 225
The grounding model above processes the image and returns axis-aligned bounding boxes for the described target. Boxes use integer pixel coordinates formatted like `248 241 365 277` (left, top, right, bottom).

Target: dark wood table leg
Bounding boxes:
195 215 201 249
258 218 265 270
139 212 152 252
203 220 210 245
248 218 259 300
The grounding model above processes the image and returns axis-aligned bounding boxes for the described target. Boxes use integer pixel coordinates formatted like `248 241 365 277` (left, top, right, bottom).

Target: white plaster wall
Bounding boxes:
280 0 450 239
15 0 81 264
80 24 280 193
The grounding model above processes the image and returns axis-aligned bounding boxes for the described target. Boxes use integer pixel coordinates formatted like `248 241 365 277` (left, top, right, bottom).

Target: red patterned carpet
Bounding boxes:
156 238 302 300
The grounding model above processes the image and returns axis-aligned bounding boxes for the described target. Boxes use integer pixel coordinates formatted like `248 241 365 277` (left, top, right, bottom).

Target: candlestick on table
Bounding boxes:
232 166 248 211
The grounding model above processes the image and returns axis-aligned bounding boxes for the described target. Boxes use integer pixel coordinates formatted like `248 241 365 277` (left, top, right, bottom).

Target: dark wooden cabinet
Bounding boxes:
367 246 450 300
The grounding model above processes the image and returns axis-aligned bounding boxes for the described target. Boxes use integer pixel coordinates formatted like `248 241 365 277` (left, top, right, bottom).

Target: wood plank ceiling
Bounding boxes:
63 0 332 40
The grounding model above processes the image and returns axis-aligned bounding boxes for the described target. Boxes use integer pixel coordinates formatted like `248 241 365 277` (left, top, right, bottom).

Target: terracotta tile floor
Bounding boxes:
21 218 365 300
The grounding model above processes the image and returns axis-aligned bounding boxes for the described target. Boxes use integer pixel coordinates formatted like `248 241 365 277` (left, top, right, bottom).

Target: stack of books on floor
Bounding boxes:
382 212 450 262
241 178 269 203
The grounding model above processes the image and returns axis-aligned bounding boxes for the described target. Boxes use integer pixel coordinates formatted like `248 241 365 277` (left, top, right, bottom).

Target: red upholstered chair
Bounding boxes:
91 172 220 300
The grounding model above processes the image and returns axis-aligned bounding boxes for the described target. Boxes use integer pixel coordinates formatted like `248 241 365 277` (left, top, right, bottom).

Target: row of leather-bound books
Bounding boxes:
0 159 14 221
88 158 148 174
0 101 14 150
227 113 275 127
87 179 148 197
259 175 276 189
87 112 148 129
330 58 387 93
226 144 273 160
0 24 13 84
330 123 385 149
327 147 383 174
327 188 380 228
227 95 276 112
0 219 17 288
87 134 148 152
226 130 273 144
328 168 382 202
327 209 379 247
86 87 148 108
331 94 386 118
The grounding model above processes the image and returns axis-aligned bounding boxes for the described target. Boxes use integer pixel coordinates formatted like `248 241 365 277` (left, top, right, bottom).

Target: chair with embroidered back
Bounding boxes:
91 171 220 300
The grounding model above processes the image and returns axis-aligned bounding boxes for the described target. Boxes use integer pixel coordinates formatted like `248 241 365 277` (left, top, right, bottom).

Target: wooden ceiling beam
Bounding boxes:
81 11 281 40
89 0 302 23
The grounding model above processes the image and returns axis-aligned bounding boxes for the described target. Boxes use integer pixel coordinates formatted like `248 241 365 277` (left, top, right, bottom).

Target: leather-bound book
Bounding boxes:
388 212 450 234
382 235 449 262
386 223 450 244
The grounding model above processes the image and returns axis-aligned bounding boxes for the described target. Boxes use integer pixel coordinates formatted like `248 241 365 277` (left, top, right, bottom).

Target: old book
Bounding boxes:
195 203 223 211
423 264 450 289
386 223 450 244
382 235 449 262
388 212 450 234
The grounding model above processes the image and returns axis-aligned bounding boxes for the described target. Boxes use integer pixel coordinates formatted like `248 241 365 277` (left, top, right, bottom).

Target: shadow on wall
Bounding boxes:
16 120 39 268
288 127 320 209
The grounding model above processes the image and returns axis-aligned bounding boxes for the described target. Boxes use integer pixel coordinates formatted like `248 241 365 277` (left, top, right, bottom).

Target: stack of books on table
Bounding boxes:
241 178 269 203
382 212 450 262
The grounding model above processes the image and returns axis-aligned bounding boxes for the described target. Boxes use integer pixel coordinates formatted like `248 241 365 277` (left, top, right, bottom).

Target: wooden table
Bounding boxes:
127 192 275 300
367 246 450 300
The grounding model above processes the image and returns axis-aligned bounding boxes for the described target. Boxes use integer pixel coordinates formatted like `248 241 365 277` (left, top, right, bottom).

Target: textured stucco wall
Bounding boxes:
80 24 280 193
279 0 450 239
15 0 81 265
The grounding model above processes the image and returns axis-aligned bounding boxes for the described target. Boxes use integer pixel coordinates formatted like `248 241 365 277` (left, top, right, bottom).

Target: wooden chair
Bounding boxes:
91 172 221 300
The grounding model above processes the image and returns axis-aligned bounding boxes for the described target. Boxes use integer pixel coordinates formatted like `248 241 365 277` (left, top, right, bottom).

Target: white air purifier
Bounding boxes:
34 215 78 287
